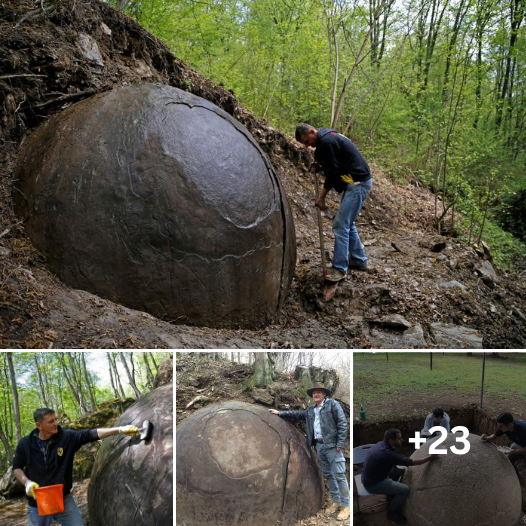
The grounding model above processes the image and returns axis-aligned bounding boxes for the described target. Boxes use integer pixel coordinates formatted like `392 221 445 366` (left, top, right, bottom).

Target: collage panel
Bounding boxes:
0 351 173 526
352 351 526 526
175 351 351 526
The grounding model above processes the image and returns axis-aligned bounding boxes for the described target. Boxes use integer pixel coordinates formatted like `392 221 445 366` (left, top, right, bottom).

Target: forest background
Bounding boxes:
0 351 172 474
110 0 526 269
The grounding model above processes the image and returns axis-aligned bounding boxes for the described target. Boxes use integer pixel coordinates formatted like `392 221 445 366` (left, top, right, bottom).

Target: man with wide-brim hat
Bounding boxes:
268 382 350 521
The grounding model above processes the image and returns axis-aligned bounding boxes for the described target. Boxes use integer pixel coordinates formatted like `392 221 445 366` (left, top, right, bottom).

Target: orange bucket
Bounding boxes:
33 484 64 516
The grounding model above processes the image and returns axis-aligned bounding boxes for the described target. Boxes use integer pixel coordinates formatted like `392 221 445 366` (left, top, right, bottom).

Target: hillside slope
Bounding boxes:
1 0 525 348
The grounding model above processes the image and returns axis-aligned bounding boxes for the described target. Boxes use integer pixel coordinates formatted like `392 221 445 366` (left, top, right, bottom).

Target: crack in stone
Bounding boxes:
280 439 292 518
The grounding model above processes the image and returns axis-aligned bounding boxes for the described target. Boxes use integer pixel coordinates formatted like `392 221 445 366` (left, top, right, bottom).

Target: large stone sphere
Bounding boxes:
88 383 173 526
176 401 324 526
14 83 296 328
404 432 521 526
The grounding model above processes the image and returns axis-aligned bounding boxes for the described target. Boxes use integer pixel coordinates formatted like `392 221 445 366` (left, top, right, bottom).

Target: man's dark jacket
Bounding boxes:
278 398 347 449
13 426 99 507
315 127 371 193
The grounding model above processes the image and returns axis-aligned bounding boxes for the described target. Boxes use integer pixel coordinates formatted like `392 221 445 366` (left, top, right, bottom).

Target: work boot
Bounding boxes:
324 502 341 514
336 507 350 521
348 262 369 271
386 510 408 524
325 267 345 282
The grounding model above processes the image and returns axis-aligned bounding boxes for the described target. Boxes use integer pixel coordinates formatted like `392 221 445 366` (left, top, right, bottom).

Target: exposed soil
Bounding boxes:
176 354 350 526
1 0 526 348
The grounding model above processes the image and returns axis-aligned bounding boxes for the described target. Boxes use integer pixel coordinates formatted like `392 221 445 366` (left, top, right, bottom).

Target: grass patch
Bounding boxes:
353 352 526 415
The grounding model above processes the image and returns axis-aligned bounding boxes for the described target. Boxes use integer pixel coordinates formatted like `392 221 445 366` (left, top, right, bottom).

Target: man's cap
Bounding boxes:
307 382 331 398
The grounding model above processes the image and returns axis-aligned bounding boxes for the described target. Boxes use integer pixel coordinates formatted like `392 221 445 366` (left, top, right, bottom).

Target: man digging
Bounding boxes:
13 407 140 526
296 123 373 282
268 382 350 521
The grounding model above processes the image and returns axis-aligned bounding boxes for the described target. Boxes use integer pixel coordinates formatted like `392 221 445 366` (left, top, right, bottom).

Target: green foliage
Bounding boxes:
498 188 526 243
113 0 526 268
354 352 526 418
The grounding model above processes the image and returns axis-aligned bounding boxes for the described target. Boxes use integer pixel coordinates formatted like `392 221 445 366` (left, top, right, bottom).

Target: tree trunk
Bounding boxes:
110 353 127 399
119 352 142 399
148 352 159 373
142 352 155 389
253 353 275 388
7 353 22 443
68 353 89 415
107 352 120 399
34 354 50 407
81 352 98 411
59 354 87 416
0 419 14 465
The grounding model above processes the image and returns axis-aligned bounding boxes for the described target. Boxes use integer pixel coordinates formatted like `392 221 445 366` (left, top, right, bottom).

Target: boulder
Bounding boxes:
429 323 483 349
176 401 324 526
14 83 296 329
404 432 521 526
88 382 173 526
0 466 24 497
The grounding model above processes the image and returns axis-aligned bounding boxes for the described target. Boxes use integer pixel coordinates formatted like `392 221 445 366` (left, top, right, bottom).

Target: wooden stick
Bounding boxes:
30 89 97 109
0 74 47 80
313 170 327 277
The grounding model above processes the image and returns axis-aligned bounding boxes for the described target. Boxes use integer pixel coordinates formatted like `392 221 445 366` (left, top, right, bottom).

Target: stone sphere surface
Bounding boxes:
404 432 521 526
176 401 324 526
88 383 173 526
14 83 296 328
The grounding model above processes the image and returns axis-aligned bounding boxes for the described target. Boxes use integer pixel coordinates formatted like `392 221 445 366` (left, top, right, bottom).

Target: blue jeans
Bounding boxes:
27 494 84 526
332 179 372 273
509 443 526 471
363 466 409 512
316 443 350 507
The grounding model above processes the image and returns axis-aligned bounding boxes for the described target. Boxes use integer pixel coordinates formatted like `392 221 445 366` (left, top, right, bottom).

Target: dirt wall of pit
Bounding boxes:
353 404 512 447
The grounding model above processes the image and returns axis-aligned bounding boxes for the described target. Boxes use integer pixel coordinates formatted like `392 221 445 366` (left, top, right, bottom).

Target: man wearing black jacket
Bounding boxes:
13 407 139 526
296 124 373 282
268 382 350 521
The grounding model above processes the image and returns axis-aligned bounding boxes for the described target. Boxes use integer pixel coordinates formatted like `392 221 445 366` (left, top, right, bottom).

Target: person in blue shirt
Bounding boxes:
361 428 437 524
295 123 373 282
13 407 140 526
481 412 526 474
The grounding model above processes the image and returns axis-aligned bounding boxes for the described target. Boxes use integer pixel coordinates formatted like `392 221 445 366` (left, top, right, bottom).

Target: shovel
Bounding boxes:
312 168 338 302
312 168 327 279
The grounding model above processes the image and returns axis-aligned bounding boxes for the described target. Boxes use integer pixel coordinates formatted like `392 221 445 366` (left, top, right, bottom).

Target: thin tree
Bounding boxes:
119 352 142 399
59 353 88 416
107 352 120 399
142 352 155 389
110 353 127 399
7 353 22 443
81 353 98 411
34 354 50 407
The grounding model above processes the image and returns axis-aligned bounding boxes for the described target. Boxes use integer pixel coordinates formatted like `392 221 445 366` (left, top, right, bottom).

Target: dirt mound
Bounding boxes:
1 0 526 348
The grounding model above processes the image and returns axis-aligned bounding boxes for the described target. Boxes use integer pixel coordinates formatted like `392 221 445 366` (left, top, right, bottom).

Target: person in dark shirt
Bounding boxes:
481 412 526 473
295 123 373 282
13 407 140 526
361 428 436 524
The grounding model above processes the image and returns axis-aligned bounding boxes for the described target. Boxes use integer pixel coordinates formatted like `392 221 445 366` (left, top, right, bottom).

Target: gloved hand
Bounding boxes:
25 480 40 498
119 425 139 436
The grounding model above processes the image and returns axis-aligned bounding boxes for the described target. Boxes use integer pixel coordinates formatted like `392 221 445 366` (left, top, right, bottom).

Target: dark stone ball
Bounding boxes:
88 383 173 526
176 401 324 526
14 83 296 328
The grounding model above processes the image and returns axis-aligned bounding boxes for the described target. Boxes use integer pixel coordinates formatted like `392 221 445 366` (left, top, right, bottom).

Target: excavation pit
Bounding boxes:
353 404 526 526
